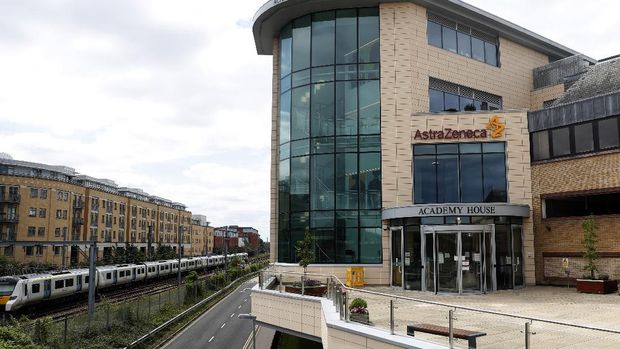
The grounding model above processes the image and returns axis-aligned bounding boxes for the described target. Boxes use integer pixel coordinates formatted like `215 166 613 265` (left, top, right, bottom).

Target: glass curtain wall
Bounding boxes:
278 8 381 263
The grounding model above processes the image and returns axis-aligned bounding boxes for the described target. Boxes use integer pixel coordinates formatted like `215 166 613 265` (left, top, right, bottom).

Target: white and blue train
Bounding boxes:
0 252 247 312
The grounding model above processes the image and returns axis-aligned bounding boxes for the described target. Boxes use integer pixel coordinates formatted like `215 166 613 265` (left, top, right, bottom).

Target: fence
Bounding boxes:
261 269 620 349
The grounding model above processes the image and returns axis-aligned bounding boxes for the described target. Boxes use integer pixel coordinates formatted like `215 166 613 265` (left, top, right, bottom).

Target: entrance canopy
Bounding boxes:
383 203 530 220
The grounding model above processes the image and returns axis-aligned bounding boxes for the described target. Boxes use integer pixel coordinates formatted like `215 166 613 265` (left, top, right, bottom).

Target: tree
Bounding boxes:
582 216 599 279
295 231 315 276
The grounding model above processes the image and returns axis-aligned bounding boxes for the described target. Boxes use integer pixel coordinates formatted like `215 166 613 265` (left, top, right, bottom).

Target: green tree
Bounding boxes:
295 231 315 276
582 216 599 279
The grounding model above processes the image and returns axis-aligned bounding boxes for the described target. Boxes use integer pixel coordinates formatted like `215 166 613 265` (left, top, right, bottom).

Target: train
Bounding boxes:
0 252 248 312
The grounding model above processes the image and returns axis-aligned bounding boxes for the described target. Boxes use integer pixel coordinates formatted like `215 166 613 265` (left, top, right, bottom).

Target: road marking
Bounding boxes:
209 336 214 343
230 313 234 318
221 322 226 329
238 305 242 309
244 298 247 302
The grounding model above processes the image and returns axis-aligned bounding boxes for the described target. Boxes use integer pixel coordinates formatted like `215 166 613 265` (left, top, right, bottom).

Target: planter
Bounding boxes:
350 312 370 325
576 279 618 294
285 285 327 297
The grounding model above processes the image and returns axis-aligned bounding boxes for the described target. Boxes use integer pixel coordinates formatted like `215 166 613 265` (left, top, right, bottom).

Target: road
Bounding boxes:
163 278 257 349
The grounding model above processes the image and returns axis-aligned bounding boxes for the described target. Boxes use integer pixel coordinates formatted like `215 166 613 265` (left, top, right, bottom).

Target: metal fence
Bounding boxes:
261 269 620 349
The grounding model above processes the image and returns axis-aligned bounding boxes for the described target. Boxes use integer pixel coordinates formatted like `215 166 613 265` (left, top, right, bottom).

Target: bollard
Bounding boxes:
448 309 454 349
525 322 531 349
390 300 395 335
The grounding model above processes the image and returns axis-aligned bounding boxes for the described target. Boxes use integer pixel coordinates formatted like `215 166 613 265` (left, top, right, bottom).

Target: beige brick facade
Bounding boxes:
529 84 565 110
532 151 620 284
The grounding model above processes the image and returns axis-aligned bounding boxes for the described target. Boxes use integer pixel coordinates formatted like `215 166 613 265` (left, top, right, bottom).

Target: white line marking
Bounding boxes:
230 313 234 318
244 298 247 302
221 322 226 329
238 305 242 309
209 336 214 343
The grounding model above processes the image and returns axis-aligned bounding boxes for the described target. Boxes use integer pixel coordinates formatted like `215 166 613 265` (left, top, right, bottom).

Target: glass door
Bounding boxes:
436 232 458 293
512 225 524 288
461 232 483 292
390 227 403 287
495 225 513 290
404 225 422 290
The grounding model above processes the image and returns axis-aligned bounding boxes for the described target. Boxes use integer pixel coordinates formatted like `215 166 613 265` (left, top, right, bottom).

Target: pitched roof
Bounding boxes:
553 56 620 106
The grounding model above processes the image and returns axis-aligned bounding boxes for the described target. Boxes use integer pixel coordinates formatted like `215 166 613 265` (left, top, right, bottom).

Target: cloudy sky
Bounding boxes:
0 0 618 241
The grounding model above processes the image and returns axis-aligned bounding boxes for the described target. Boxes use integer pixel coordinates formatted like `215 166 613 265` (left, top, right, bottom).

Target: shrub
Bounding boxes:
349 298 368 310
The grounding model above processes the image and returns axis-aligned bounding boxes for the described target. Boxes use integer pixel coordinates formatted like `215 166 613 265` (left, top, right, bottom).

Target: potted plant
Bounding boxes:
284 231 327 296
576 216 618 294
349 298 370 324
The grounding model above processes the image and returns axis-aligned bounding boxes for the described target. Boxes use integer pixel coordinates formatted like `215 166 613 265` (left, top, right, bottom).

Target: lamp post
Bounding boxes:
177 224 183 287
224 225 229 283
238 313 256 349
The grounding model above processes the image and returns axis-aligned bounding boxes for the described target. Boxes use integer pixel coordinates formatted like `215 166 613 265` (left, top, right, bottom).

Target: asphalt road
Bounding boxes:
163 279 257 349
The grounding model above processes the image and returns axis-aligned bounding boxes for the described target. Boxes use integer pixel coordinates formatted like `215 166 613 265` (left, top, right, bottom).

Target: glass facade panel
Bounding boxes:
278 9 380 263
436 155 459 203
482 153 507 202
429 89 443 112
574 123 594 153
598 117 619 149
457 31 471 57
291 86 310 140
358 8 379 63
336 10 357 64
444 93 459 111
292 16 311 71
427 20 442 48
335 81 357 135
280 24 292 78
531 131 549 160
414 155 437 204
551 127 571 157
442 27 457 53
471 37 485 62
311 12 335 67
460 154 483 202
485 42 497 66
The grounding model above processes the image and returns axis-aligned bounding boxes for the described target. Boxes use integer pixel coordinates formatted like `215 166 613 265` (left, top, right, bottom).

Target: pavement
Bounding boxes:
349 285 620 348
163 278 258 349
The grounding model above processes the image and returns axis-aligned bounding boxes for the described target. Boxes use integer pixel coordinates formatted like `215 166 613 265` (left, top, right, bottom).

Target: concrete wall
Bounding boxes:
532 151 620 284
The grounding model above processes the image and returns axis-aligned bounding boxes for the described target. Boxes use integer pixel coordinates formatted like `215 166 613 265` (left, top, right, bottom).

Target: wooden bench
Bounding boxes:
407 323 486 349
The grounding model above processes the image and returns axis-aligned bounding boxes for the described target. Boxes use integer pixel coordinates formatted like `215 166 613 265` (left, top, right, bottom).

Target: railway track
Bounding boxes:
13 255 270 320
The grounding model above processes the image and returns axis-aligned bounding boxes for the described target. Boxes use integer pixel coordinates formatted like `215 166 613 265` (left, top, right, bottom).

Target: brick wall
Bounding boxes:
530 84 565 110
532 151 620 284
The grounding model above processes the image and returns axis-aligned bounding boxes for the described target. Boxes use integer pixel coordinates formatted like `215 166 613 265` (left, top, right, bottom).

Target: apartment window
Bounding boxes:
35 245 43 256
4 246 13 256
40 189 48 199
30 188 38 198
56 209 62 218
37 227 45 236
27 226 35 236
39 208 46 218
427 14 499 66
55 228 61 237
29 208 37 217
531 116 620 161
62 210 67 219
62 227 67 237
54 246 61 255
25 246 33 256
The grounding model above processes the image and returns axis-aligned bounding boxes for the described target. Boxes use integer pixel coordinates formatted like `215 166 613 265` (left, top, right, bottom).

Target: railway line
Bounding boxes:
4 254 270 321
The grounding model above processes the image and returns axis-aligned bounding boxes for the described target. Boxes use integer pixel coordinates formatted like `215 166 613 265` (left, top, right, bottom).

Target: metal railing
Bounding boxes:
259 269 620 349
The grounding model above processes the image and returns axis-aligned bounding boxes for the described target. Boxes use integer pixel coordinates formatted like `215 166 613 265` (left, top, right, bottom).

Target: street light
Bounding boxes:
238 313 256 349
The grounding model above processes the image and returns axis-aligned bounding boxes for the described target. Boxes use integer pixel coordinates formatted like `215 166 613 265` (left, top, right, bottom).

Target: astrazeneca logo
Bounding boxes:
414 115 505 140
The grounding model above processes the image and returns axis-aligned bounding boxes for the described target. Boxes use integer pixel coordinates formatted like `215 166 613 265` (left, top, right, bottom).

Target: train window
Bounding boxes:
55 280 64 289
84 277 89 284
106 273 111 280
32 284 40 293
66 279 74 287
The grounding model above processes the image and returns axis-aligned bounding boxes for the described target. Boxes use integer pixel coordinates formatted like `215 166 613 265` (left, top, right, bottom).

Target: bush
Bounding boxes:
349 298 368 310
0 325 42 349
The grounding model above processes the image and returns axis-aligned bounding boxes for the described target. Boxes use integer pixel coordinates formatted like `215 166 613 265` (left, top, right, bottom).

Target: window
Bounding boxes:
35 245 43 256
531 116 620 161
29 208 36 217
30 188 38 198
106 273 111 280
414 142 507 203
57 209 62 219
428 78 502 112
545 192 620 218
65 279 74 287
25 246 33 256
54 246 61 255
31 283 40 293
55 280 64 289
4 246 13 256
39 208 46 218
40 189 48 199
427 16 498 66
27 227 35 236
37 227 45 236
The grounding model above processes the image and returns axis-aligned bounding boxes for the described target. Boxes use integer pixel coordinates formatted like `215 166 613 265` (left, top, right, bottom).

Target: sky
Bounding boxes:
0 0 618 242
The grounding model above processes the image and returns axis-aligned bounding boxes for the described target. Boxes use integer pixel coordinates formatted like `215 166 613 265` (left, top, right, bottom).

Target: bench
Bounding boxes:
407 323 486 349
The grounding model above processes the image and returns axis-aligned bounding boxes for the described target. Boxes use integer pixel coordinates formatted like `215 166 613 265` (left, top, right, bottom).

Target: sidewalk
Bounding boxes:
346 285 620 348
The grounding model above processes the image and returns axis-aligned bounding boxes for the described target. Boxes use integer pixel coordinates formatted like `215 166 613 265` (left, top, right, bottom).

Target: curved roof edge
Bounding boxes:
252 0 595 63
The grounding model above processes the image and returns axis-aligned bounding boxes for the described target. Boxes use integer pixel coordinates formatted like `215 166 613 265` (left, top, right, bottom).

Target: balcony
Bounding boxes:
0 214 19 223
104 236 112 243
0 194 20 204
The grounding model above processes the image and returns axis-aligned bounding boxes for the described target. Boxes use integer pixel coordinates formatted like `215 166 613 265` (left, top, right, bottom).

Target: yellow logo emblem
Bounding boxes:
486 115 505 138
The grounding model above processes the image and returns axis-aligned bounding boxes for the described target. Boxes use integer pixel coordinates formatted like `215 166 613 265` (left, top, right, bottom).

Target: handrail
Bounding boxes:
268 269 620 335
124 271 260 348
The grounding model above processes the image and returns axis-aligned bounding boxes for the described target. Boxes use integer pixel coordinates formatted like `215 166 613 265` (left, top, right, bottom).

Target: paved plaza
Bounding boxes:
349 285 620 348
